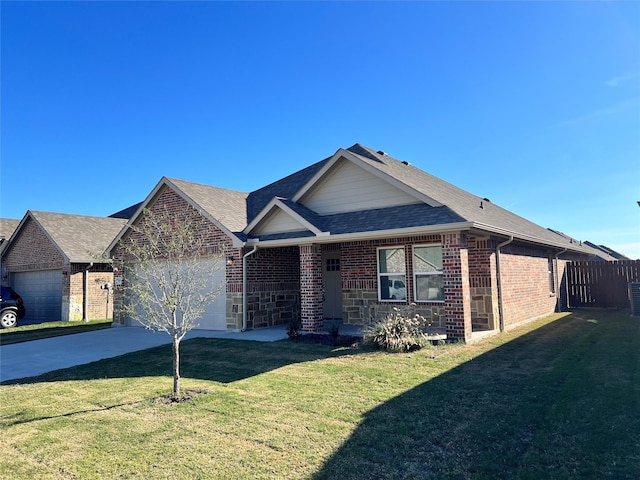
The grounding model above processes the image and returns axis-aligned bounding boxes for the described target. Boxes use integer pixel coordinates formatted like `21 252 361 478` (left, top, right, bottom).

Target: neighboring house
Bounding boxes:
1 211 127 322
583 241 630 261
0 219 20 289
109 144 604 342
0 218 20 249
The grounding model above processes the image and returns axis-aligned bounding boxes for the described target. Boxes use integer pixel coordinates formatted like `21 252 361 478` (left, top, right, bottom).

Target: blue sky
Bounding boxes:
2 1 639 258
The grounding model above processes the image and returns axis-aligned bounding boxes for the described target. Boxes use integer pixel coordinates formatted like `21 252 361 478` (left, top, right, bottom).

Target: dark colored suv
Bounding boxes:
0 286 26 328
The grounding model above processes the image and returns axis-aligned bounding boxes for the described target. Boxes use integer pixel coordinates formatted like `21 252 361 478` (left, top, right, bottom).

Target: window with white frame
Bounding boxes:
378 247 407 301
548 257 555 294
413 245 444 302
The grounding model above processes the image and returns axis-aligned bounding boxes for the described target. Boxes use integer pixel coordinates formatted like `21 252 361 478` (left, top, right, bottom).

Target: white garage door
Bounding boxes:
126 258 226 330
13 270 63 322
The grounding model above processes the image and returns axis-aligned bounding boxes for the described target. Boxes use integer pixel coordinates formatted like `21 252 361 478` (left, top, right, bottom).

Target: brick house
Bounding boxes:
109 144 602 342
1 211 127 322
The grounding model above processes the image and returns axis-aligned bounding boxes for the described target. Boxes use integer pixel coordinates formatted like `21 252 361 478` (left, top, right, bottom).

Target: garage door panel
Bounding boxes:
13 270 63 322
125 259 226 330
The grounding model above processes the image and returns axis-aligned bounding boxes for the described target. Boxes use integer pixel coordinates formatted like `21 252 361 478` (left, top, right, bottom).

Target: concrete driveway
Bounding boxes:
0 326 288 383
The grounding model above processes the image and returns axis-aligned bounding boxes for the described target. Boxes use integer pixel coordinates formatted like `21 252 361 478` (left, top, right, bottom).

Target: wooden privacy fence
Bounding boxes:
567 260 640 309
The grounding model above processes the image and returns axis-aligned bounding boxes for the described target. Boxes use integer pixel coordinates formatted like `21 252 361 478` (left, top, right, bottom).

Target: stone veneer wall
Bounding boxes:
467 236 499 331
237 246 300 330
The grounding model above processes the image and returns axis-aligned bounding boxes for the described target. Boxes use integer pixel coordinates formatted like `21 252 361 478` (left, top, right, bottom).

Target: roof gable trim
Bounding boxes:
292 148 443 208
244 198 326 237
6 211 71 263
107 177 245 254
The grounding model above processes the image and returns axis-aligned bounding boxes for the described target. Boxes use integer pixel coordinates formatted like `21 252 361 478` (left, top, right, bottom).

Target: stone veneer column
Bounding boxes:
300 244 323 332
443 233 472 342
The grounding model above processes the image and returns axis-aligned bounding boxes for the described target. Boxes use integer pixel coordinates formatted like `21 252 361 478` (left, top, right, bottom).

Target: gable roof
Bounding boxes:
108 177 249 253
5 211 127 263
0 218 21 255
583 241 628 261
245 144 600 255
166 177 248 233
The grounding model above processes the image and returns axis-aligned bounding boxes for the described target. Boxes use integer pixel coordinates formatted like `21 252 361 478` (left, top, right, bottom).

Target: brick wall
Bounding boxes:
65 264 115 321
442 233 472 341
300 244 323 331
341 235 446 328
499 243 562 330
3 217 66 272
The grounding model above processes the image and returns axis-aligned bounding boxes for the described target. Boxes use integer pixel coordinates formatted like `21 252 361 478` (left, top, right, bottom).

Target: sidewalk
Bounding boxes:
0 326 288 383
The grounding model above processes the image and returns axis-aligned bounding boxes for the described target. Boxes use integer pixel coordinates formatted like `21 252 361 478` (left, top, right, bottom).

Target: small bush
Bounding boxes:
363 307 430 352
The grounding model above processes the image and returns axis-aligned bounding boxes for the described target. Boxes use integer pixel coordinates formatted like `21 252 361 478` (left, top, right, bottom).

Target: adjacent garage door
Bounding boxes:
13 270 63 323
126 259 226 330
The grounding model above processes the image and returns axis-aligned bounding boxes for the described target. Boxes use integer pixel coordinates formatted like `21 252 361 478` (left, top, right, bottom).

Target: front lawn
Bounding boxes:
0 319 112 345
1 310 638 479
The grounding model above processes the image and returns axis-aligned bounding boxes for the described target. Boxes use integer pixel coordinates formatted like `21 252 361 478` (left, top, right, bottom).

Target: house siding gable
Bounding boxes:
252 207 311 235
300 158 420 215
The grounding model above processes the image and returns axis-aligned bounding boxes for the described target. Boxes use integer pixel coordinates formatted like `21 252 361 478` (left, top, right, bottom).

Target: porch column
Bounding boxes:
300 244 323 332
443 233 472 342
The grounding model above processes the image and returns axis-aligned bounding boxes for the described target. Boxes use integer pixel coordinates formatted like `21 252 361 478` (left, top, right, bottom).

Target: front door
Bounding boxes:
322 253 342 320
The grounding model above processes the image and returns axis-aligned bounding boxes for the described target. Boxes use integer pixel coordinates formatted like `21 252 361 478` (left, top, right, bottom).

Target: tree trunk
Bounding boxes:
173 335 181 397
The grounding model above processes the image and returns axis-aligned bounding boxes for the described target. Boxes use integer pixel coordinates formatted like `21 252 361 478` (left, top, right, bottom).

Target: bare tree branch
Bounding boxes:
115 206 226 397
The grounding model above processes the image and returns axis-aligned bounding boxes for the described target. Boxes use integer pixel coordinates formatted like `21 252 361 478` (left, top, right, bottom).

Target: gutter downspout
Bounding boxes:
554 248 568 312
496 236 513 332
242 245 258 331
83 262 94 322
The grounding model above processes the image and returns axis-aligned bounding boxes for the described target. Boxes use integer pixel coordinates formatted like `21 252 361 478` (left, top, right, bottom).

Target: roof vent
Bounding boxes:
401 161 410 166
483 197 491 203
377 150 386 156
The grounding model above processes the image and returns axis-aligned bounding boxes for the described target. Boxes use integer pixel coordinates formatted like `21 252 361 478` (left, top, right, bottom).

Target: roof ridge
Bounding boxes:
166 176 248 195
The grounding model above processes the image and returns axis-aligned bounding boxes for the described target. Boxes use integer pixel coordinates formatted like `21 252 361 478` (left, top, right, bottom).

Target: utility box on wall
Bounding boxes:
629 282 640 318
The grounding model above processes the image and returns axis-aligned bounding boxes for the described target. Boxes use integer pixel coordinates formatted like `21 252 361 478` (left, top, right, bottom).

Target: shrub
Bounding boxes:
363 307 430 352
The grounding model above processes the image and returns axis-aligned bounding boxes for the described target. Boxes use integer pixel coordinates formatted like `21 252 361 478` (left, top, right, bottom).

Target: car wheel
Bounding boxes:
0 309 18 328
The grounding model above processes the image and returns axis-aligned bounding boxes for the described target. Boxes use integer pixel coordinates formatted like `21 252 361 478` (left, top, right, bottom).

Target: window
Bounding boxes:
413 245 444 302
378 247 406 301
326 258 340 271
548 258 555 294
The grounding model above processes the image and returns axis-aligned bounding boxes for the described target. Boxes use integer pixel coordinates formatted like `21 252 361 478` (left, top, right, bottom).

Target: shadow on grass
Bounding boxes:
313 310 640 480
2 336 365 386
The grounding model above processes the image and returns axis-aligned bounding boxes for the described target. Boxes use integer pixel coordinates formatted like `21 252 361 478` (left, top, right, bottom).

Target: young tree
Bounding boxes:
115 207 226 398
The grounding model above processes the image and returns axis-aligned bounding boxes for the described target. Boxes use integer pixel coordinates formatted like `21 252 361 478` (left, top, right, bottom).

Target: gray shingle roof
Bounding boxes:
343 144 595 252
29 211 127 263
246 160 328 223
166 178 248 233
0 218 20 241
267 200 466 237
109 202 143 219
245 143 600 254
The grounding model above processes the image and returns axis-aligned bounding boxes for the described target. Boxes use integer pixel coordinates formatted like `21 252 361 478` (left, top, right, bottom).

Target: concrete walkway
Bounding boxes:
0 326 289 383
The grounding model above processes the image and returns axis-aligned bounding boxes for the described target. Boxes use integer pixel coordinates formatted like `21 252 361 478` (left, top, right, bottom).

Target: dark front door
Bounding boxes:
322 253 342 320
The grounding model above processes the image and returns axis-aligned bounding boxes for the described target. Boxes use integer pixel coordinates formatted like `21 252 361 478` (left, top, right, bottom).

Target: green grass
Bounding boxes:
1 310 638 479
0 319 112 345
